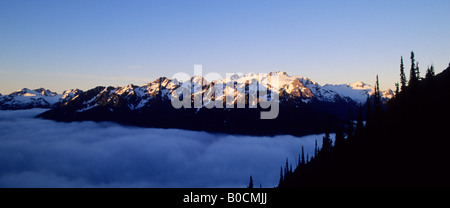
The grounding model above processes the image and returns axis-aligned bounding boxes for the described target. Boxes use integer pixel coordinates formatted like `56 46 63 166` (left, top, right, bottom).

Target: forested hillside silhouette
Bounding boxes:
278 53 450 187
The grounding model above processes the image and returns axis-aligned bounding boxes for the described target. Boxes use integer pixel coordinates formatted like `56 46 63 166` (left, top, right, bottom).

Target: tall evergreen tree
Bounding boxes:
430 65 435 77
314 139 318 157
321 131 333 153
409 51 418 85
374 75 381 113
426 65 435 79
301 145 305 166
395 83 400 97
416 62 420 80
400 56 407 91
248 175 253 189
284 158 289 177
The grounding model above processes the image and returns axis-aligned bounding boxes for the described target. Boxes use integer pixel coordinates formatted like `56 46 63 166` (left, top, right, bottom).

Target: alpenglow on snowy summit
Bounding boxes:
170 65 280 119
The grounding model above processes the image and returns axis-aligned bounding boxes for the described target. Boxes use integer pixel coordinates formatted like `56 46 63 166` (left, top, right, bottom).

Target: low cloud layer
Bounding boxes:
0 109 327 188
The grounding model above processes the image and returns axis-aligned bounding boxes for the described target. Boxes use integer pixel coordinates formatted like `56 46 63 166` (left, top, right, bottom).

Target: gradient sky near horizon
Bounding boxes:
1 0 449 94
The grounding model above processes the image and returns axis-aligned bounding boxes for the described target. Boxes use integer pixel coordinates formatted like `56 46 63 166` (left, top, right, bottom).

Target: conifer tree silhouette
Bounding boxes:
374 75 381 113
400 56 407 91
248 175 253 189
284 158 289 177
409 51 418 86
321 131 332 154
426 65 435 79
314 139 318 157
416 62 420 80
395 83 399 97
301 145 305 166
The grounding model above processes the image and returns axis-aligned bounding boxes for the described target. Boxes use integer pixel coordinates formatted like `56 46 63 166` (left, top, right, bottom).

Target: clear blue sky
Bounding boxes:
1 0 449 94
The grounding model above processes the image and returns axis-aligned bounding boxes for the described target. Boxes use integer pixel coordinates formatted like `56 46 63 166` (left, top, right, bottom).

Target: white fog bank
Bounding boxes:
0 109 329 188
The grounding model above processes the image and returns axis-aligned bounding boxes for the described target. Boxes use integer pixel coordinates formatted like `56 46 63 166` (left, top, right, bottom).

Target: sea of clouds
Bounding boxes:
0 109 329 188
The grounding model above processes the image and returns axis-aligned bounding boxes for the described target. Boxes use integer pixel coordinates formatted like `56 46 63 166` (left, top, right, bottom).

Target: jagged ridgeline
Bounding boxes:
1 72 392 136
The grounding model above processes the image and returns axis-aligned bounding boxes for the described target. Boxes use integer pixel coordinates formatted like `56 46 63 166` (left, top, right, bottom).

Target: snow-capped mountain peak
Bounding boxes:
349 81 371 90
268 71 289 77
62 89 83 100
0 88 82 110
191 75 208 86
12 88 51 96
116 84 136 95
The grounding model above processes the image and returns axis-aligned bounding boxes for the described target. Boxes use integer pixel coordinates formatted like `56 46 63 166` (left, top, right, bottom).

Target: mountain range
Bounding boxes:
0 72 392 110
1 72 393 136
